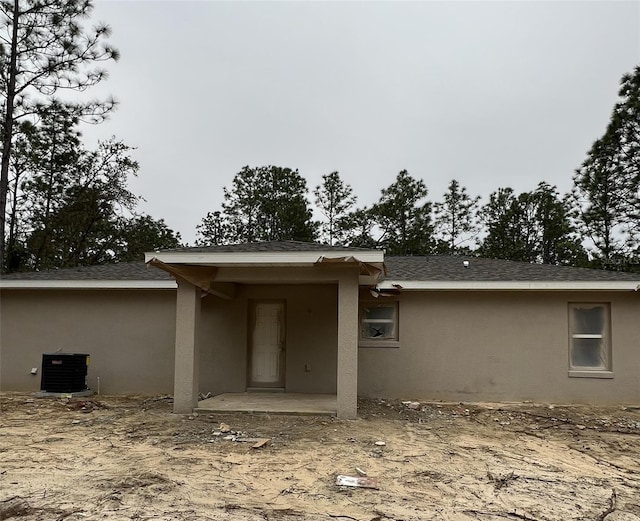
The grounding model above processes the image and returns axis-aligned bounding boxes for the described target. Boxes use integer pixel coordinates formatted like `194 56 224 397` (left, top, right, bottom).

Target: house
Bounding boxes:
1 241 639 418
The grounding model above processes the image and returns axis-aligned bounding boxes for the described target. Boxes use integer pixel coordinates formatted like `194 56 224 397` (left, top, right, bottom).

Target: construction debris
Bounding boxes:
336 475 379 490
251 438 271 449
3 394 640 521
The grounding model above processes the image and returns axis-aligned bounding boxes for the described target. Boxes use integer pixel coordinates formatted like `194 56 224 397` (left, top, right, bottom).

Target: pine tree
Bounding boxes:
573 66 640 268
0 0 118 269
340 207 376 248
372 170 433 255
201 165 317 245
313 171 356 245
433 179 480 254
115 215 181 262
221 166 264 243
480 184 586 265
23 137 139 269
196 211 228 246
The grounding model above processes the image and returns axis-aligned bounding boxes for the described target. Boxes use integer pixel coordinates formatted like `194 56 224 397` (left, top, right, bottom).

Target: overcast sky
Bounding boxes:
81 0 640 245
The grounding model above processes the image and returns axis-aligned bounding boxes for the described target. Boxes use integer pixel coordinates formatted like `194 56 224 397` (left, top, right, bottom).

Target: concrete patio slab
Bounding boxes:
195 392 337 416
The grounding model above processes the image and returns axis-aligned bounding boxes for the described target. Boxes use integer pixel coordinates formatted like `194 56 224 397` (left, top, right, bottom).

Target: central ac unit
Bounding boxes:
41 353 90 393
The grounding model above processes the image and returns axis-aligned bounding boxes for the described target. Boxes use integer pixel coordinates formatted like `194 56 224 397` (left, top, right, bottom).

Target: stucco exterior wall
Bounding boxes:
1 283 340 397
3 285 638 406
0 289 176 394
198 283 338 395
358 291 640 404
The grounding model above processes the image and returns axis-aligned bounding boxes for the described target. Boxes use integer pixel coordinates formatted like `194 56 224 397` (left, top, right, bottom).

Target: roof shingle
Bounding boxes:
2 243 638 283
384 256 640 282
1 262 172 281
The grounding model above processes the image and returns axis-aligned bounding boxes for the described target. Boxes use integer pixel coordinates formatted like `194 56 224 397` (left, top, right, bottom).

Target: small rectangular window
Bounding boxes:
360 301 399 347
569 303 611 374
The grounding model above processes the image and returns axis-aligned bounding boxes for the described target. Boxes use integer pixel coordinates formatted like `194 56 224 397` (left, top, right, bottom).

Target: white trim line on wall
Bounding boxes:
0 280 177 290
3 279 638 292
377 280 640 291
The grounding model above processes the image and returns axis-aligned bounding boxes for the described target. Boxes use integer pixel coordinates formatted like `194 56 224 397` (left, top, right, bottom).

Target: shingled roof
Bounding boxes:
1 262 172 281
384 256 640 282
1 244 638 284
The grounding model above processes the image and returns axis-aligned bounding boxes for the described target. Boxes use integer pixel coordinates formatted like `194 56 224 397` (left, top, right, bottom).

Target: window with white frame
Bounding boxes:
569 303 611 373
360 301 399 346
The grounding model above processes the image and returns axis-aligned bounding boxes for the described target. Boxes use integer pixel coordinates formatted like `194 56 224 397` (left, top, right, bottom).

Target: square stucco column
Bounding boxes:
173 279 201 414
337 271 359 419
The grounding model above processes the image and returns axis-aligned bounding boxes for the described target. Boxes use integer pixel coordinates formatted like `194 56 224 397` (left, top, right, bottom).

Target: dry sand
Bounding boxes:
2 393 640 520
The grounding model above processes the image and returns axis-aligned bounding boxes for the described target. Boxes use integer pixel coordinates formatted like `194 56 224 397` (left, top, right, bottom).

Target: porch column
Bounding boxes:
337 271 359 419
173 278 201 414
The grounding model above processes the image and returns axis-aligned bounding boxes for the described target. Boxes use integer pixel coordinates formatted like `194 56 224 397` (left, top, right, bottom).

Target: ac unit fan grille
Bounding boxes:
41 353 89 393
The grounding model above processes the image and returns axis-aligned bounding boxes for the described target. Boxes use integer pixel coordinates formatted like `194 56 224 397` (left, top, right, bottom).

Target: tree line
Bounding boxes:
0 0 179 273
1 1 638 273
196 61 639 273
195 163 635 272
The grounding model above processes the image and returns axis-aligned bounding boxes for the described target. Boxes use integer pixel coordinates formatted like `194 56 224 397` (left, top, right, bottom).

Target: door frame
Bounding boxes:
247 299 286 389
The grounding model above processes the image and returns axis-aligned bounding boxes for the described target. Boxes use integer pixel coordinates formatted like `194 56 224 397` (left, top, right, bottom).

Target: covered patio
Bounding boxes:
196 392 337 416
145 242 385 419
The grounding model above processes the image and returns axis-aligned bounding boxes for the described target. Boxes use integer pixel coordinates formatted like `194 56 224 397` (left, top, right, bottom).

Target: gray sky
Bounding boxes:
82 0 640 245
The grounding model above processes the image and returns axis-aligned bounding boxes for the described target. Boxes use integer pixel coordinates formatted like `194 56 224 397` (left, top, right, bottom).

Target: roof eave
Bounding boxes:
144 250 385 265
378 280 640 291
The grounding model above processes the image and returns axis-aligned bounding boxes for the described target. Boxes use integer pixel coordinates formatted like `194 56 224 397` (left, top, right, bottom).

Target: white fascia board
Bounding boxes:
0 280 177 290
378 280 640 291
145 250 384 265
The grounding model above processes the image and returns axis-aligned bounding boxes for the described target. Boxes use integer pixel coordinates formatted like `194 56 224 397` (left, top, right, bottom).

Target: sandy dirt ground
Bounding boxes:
1 393 640 521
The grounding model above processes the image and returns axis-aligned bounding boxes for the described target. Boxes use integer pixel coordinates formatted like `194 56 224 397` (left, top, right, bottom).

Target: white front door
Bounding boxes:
249 301 285 387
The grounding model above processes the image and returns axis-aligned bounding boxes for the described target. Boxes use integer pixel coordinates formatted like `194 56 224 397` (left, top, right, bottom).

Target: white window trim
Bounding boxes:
359 300 400 348
568 302 612 377
568 370 614 379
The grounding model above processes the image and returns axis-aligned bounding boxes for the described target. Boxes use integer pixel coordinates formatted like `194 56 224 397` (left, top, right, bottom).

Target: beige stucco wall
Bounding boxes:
1 282 341 398
0 289 176 394
198 283 338 395
358 291 640 404
4 285 638 406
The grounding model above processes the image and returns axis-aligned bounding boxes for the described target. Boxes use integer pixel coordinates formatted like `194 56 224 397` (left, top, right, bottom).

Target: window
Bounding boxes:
569 303 612 377
359 301 399 347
